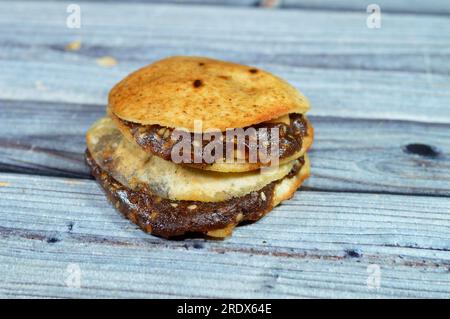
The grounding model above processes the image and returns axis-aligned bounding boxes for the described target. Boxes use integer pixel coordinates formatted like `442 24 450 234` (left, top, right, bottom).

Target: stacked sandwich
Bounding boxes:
86 56 313 238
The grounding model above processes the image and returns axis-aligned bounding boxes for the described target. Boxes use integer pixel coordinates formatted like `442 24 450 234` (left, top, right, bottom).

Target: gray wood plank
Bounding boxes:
0 100 101 178
1 0 449 300
1 99 449 196
0 2 450 123
0 173 449 298
13 0 450 15
13 0 259 6
281 0 450 15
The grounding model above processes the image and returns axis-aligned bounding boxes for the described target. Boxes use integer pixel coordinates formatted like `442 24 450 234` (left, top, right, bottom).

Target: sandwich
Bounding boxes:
86 56 313 238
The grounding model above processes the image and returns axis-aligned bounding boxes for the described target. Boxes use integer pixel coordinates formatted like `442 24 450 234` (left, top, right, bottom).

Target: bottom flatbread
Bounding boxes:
86 151 310 238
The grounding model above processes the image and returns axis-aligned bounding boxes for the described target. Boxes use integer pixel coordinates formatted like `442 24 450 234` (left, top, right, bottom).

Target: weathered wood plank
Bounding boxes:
0 173 449 298
0 100 100 178
282 0 450 15
1 0 448 300
1 99 449 195
18 0 450 15
19 0 259 7
0 2 450 123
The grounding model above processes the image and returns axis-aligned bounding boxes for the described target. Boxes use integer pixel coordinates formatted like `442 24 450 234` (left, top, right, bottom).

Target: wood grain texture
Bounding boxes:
17 0 259 6
18 0 450 15
1 1 450 299
0 2 450 124
0 100 101 178
0 173 449 298
1 99 449 195
281 0 450 15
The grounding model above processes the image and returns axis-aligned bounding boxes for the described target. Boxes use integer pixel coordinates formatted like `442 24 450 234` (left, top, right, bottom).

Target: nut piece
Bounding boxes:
150 211 159 219
260 192 267 201
207 224 235 238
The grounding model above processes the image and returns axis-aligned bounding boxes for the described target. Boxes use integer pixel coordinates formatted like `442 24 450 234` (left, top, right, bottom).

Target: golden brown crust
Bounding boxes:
108 56 310 131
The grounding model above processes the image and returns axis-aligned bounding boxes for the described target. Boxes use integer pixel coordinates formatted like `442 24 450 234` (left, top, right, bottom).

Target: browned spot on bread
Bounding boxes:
249 68 258 74
193 79 203 88
218 75 231 80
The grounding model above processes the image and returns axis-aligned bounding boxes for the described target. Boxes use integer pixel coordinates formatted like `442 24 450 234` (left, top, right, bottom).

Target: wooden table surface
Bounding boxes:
1 1 450 298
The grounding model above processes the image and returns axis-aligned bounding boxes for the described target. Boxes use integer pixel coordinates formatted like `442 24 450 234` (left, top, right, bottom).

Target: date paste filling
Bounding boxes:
118 113 308 166
86 150 305 238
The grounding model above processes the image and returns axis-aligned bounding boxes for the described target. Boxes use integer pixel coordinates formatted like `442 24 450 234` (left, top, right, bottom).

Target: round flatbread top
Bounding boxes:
109 56 310 132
